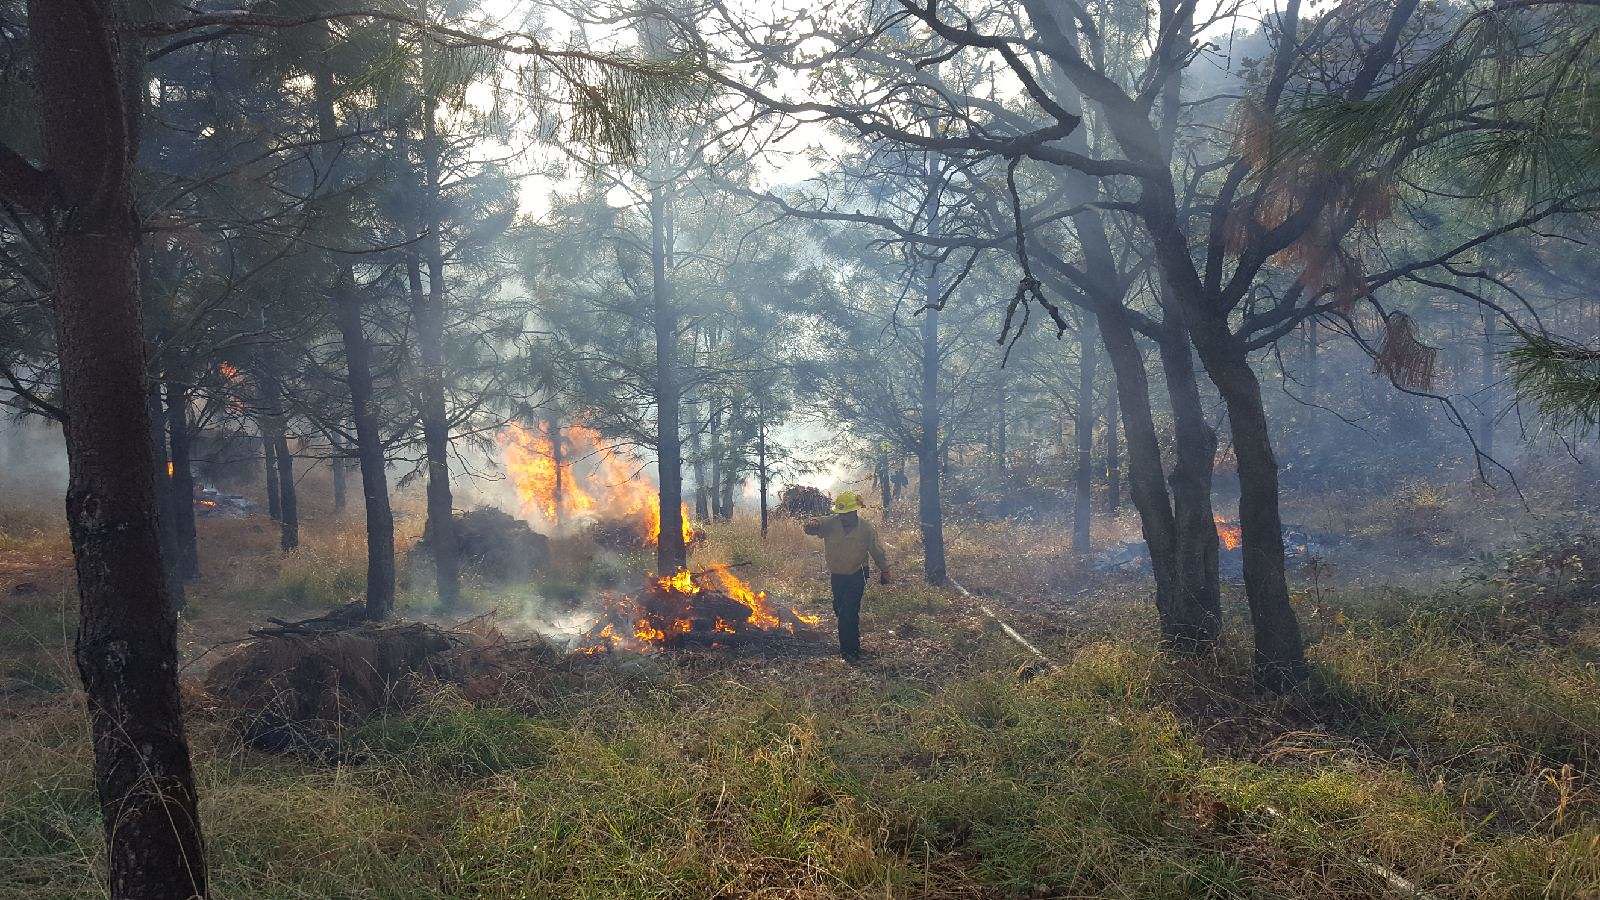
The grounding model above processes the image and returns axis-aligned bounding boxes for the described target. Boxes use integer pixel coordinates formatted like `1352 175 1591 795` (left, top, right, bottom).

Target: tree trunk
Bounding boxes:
719 393 742 521
757 403 769 538
1104 382 1121 513
1479 312 1496 458
1073 321 1098 553
917 299 946 582
650 185 687 573
546 411 565 528
148 383 186 610
165 377 200 579
1097 312 1185 642
1158 326 1222 649
690 397 710 521
417 99 459 610
263 429 281 522
272 424 298 552
916 301 946 583
333 284 396 619
1188 316 1307 688
707 399 722 521
996 374 1009 473
22 2 207 894
330 431 347 514
918 163 948 584
876 443 892 517
314 51 395 619
260 369 298 552
1304 317 1321 440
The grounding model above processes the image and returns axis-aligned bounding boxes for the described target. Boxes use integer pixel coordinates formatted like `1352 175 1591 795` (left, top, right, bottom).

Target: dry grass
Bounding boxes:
1 493 1598 898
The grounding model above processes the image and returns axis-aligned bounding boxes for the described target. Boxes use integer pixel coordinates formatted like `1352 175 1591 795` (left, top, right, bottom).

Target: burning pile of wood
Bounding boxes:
576 565 820 653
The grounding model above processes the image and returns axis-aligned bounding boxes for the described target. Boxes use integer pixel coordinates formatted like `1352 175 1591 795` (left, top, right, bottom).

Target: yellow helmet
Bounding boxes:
831 491 864 514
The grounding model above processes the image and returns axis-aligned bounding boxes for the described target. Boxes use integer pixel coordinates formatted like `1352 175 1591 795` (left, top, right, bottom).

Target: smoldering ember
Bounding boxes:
3 2 1600 898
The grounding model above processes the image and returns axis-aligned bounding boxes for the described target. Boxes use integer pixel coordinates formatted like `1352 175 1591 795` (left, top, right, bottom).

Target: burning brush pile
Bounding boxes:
576 564 821 654
500 420 702 551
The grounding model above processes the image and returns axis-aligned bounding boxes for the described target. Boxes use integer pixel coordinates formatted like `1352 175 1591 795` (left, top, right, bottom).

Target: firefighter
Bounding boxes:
802 491 892 661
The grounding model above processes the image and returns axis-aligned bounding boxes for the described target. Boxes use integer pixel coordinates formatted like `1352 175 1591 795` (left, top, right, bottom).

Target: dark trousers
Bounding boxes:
830 567 868 658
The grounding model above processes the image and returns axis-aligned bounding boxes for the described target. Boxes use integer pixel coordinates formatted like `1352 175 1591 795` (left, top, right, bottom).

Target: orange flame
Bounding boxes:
498 421 698 546
577 565 820 654
643 500 697 549
166 460 175 478
657 567 699 595
1215 515 1242 551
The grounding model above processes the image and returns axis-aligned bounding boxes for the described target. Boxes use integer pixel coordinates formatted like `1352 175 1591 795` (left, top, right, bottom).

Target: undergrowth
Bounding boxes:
1 514 1598 898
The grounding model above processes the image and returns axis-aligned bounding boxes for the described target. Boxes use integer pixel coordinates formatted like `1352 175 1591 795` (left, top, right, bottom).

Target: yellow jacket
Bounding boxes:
803 514 889 575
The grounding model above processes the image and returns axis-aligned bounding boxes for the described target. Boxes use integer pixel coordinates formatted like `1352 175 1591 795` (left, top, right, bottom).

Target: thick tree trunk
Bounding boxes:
263 428 281 521
22 2 207 894
165 377 200 579
650 185 688 573
1158 327 1223 649
1189 317 1307 688
417 105 459 610
1074 322 1098 553
333 285 397 619
1142 179 1307 685
1097 313 1185 642
314 54 395 619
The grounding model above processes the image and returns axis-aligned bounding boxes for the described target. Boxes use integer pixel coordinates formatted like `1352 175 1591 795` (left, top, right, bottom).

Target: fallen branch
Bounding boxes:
947 577 1060 672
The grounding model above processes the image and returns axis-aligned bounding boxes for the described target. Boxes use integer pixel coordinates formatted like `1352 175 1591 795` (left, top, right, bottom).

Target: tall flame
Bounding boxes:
499 421 697 546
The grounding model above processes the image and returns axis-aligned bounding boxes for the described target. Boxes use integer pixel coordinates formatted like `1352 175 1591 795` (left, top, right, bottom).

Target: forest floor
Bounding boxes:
1 470 1598 898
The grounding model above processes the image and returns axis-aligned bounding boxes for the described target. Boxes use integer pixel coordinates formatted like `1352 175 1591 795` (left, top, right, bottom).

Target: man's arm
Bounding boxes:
802 517 826 536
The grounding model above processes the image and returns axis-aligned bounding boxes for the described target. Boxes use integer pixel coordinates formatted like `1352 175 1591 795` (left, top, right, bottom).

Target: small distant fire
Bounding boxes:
576 564 821 654
1215 515 1243 551
499 421 697 547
